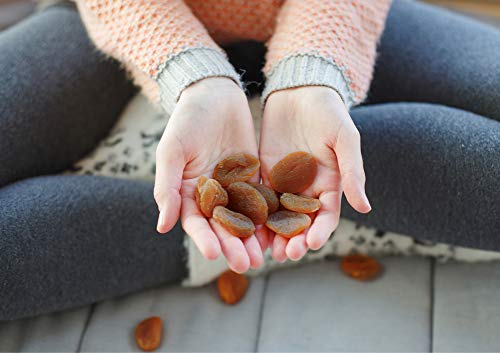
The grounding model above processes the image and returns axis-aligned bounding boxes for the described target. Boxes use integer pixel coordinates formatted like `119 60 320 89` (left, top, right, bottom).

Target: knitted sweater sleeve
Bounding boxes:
76 0 241 114
263 0 392 109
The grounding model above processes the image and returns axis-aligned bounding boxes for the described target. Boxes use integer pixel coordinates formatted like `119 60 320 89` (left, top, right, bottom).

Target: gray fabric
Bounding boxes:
0 4 135 188
345 103 500 252
6 258 500 352
261 54 355 108
367 0 500 122
0 0 499 322
157 48 242 114
433 262 500 352
0 175 187 321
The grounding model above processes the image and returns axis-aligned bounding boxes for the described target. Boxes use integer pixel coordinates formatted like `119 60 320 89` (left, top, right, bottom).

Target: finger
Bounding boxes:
242 235 264 269
335 124 371 213
306 191 341 250
209 218 251 273
268 232 276 248
181 196 221 260
286 233 308 261
272 235 288 263
255 224 269 251
154 139 185 233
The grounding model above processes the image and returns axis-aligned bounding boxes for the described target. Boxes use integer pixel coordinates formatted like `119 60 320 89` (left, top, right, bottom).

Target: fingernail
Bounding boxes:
157 210 165 232
363 192 372 211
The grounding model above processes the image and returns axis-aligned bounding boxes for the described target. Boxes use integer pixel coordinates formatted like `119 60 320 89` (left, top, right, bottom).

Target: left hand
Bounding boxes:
259 86 372 262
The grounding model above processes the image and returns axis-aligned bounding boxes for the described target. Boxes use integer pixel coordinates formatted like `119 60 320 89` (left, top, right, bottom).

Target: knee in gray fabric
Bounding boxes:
345 103 500 250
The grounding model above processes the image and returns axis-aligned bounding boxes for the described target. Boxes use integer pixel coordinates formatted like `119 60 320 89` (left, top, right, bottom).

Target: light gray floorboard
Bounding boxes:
0 306 90 352
433 261 500 352
257 257 432 352
80 278 266 352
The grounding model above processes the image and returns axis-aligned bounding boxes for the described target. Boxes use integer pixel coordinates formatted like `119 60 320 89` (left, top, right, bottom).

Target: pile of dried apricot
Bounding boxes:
195 151 321 238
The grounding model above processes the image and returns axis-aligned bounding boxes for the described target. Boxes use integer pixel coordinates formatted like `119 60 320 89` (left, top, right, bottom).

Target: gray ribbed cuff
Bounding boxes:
157 48 242 114
262 54 356 109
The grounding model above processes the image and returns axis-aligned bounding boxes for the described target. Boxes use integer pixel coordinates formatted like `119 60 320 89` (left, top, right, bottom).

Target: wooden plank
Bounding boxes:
0 307 90 352
80 278 266 352
433 262 500 352
257 257 432 352
425 0 500 18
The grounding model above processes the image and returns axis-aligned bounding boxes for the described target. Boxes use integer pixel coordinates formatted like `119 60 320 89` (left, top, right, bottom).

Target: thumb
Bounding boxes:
154 137 185 234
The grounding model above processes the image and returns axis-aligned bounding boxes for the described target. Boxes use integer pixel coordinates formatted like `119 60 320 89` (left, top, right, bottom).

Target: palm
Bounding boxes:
260 87 371 262
155 78 266 273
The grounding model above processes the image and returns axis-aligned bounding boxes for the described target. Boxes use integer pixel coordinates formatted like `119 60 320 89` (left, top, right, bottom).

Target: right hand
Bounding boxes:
154 77 266 273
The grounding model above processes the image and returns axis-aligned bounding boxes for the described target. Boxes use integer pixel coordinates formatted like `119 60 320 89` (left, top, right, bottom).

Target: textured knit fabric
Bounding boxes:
1 1 500 320
263 0 391 105
75 0 391 113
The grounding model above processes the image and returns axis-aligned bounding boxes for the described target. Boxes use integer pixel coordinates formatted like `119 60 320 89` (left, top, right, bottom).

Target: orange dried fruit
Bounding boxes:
280 193 321 213
213 153 260 187
212 206 255 237
340 254 382 281
269 151 318 193
226 182 268 224
265 210 311 238
248 182 279 214
195 176 228 217
134 316 162 352
217 270 249 305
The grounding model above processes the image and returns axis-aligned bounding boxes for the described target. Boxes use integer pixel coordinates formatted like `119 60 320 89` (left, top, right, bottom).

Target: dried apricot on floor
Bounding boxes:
213 153 260 187
212 206 255 237
195 176 228 217
226 182 268 224
135 316 162 352
280 193 321 213
340 254 382 281
269 151 318 193
248 182 279 214
217 270 249 305
265 210 311 238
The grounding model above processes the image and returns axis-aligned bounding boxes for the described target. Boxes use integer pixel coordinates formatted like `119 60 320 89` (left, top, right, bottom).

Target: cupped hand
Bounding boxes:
260 86 371 262
154 77 266 273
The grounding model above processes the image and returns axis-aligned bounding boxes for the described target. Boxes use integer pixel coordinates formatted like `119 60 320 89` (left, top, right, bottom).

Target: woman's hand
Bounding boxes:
155 77 266 273
260 86 371 262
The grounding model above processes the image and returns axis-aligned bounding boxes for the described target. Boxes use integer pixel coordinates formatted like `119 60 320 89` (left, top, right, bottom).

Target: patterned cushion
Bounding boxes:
66 94 500 285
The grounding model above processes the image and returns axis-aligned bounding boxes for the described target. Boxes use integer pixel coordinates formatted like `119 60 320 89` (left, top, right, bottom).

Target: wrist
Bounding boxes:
179 77 246 107
262 54 355 109
156 48 242 114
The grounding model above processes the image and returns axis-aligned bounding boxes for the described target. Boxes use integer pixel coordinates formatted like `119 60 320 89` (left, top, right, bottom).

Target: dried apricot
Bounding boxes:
134 316 162 352
280 193 321 213
265 210 311 238
248 182 279 214
212 206 255 237
340 254 382 281
195 176 228 217
226 182 268 224
213 153 260 187
269 151 318 193
217 270 249 305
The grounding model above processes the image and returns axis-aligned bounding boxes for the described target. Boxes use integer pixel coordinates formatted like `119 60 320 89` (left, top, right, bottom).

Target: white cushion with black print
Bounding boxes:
67 93 500 286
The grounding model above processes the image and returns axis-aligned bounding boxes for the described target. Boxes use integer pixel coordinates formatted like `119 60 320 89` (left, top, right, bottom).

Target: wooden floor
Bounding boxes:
426 0 500 18
2 258 500 352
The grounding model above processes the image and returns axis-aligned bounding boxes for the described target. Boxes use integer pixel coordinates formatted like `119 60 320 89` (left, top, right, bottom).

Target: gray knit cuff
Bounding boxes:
262 54 356 109
156 48 242 114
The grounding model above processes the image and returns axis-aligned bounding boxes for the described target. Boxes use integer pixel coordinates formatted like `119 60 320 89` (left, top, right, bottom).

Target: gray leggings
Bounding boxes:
0 0 499 320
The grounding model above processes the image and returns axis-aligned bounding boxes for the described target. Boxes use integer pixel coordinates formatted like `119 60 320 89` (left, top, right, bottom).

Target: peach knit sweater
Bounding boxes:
76 0 391 113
